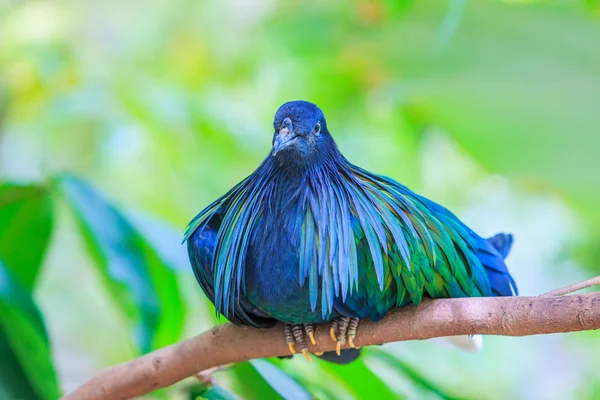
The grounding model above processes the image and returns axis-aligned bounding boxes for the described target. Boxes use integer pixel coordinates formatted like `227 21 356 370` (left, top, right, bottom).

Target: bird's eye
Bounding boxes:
314 122 321 135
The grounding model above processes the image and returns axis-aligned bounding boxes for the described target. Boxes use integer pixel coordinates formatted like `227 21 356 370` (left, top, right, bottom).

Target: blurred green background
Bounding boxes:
1 0 600 398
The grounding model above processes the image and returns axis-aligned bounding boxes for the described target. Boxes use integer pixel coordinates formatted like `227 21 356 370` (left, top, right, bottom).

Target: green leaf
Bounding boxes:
231 360 312 400
201 386 240 400
54 174 184 352
249 359 312 400
230 361 281 400
0 260 61 400
189 384 240 400
318 357 400 399
0 332 39 400
0 183 53 289
367 349 460 400
128 211 190 273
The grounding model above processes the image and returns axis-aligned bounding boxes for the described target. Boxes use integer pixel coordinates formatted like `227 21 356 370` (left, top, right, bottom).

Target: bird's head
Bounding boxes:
271 101 336 162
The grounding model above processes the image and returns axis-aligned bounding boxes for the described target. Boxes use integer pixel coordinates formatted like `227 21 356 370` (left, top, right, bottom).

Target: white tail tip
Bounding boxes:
441 335 484 352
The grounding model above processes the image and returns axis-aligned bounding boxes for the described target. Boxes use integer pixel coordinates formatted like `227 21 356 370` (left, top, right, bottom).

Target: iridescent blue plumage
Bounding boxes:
185 100 517 335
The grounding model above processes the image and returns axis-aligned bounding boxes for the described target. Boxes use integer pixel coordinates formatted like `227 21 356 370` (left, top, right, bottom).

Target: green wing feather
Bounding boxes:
300 162 495 320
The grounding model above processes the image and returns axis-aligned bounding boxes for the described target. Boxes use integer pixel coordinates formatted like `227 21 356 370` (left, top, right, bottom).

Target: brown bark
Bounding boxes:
63 292 600 400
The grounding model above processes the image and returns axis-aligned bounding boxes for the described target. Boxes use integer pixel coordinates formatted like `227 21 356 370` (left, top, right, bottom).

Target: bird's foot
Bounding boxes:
329 317 360 356
284 323 317 361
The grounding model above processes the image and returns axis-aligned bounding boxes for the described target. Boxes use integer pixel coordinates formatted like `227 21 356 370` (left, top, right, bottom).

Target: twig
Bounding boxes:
541 276 600 297
194 365 230 387
63 291 600 400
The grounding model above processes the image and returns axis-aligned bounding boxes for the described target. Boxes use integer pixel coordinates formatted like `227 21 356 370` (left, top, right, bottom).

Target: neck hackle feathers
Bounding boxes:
185 100 517 323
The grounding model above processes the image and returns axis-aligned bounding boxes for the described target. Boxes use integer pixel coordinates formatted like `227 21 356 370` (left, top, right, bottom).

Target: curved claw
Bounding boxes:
330 328 337 342
302 349 313 362
348 336 355 348
335 341 342 356
307 331 316 345
288 343 296 354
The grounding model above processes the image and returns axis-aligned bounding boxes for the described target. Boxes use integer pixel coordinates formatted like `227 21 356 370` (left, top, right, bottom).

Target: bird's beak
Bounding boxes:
272 126 298 156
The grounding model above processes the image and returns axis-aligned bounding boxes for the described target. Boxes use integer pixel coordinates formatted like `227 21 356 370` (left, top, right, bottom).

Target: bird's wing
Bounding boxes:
300 163 516 321
185 172 277 327
186 211 275 328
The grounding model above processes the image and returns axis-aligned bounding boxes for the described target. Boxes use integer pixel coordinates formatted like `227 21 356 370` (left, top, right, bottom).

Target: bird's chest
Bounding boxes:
244 202 325 324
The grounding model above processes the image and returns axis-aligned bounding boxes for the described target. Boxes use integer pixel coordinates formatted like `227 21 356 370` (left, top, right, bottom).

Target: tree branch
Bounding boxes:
64 289 600 400
541 275 600 297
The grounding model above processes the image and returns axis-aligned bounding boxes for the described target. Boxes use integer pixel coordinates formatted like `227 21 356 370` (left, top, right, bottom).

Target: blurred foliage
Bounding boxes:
1 0 600 399
318 357 400 399
0 183 53 289
188 381 240 400
367 349 460 399
0 184 59 399
402 2 600 228
0 260 60 400
194 386 239 400
55 175 184 353
231 360 312 400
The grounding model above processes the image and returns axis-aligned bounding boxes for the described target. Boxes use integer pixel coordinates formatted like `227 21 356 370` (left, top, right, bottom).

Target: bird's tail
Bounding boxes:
480 233 518 296
441 334 484 352
488 233 514 259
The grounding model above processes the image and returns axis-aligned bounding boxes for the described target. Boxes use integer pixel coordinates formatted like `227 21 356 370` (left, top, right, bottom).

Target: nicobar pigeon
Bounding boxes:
185 100 517 363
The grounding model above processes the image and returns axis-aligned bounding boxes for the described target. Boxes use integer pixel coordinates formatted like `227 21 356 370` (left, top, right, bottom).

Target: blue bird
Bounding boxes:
185 100 517 362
